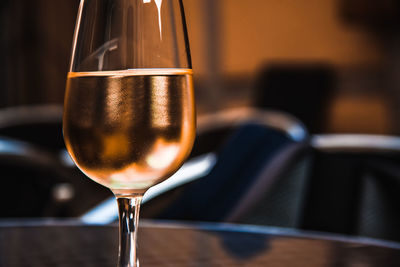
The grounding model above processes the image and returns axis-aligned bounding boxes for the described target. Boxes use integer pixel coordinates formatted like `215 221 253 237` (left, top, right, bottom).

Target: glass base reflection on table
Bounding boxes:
1 220 400 266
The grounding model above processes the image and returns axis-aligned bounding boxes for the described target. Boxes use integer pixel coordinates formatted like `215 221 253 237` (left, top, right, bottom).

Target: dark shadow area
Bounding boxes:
302 149 400 242
253 64 337 133
0 136 112 217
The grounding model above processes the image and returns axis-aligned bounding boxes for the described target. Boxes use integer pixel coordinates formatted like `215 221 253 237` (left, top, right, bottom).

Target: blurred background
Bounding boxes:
2 0 400 243
1 0 400 134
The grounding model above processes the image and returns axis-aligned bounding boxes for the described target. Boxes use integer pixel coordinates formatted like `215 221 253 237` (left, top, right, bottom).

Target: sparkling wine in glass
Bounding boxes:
63 0 195 266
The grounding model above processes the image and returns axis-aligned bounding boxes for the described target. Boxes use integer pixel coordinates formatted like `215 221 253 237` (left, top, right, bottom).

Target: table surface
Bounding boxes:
1 220 400 267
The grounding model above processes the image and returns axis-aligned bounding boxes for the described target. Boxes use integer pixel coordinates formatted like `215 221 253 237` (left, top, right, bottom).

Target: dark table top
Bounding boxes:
1 220 400 266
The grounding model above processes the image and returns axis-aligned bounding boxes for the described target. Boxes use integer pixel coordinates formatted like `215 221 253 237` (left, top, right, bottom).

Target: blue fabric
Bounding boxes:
158 123 293 221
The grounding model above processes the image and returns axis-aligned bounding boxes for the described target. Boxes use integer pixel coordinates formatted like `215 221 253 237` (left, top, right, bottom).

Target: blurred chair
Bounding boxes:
0 105 111 218
0 136 73 217
217 132 400 242
142 108 311 228
154 131 400 243
0 136 111 217
0 105 65 151
301 134 400 242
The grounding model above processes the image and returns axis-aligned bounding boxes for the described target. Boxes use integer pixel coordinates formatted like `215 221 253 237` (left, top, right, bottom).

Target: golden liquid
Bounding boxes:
63 69 195 193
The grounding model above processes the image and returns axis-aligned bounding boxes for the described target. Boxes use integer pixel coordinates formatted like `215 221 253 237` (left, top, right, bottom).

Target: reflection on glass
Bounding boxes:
63 0 194 266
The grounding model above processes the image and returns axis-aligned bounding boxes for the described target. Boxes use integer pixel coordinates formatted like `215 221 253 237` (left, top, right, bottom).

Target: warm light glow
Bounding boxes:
106 140 180 188
146 139 180 170
109 163 157 188
104 75 123 125
101 133 130 161
151 76 170 128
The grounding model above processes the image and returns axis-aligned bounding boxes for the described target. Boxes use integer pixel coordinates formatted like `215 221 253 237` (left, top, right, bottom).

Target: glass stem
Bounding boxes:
116 195 143 267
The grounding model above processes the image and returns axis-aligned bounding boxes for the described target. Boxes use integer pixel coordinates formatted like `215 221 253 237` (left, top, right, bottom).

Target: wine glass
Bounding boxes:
63 0 195 266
